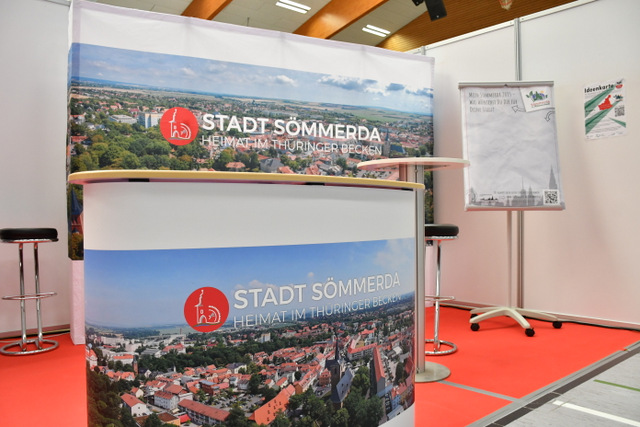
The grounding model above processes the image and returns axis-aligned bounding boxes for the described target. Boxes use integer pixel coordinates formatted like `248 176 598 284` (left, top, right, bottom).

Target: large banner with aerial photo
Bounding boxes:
80 179 418 426
67 0 435 259
68 1 429 426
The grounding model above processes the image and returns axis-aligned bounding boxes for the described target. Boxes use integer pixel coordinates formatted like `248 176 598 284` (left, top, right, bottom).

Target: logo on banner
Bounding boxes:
521 87 552 112
160 107 198 145
184 287 230 332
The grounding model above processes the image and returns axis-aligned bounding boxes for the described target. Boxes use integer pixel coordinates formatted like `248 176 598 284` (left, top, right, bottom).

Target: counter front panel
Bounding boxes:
72 171 420 427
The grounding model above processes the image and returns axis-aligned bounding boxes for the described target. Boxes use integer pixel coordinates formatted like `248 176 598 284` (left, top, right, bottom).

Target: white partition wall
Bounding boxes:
428 0 640 327
519 0 640 325
426 23 518 308
0 0 71 336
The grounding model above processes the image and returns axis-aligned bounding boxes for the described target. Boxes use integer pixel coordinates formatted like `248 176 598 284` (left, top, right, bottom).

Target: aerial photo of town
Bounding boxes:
66 81 436 260
86 296 415 427
68 81 434 177
66 44 436 260
67 43 434 181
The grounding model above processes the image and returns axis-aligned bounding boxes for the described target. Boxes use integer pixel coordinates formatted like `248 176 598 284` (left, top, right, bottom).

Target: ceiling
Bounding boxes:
92 0 579 52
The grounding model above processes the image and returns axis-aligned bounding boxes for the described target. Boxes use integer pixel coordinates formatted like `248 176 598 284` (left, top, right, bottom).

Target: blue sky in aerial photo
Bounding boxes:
70 43 433 115
84 238 416 329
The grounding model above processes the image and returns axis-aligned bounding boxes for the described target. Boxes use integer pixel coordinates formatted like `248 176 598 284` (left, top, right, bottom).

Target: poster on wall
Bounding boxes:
584 78 626 140
66 0 434 259
460 82 565 210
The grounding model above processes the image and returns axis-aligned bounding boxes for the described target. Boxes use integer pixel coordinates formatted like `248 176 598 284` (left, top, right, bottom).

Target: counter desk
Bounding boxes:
69 170 423 427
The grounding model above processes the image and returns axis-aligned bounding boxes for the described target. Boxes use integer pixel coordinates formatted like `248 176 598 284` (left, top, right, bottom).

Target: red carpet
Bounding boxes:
0 333 86 425
1 307 638 426
415 381 509 426
415 307 640 426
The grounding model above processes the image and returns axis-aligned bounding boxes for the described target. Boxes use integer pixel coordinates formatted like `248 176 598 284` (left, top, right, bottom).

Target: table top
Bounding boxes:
357 157 469 171
67 170 424 190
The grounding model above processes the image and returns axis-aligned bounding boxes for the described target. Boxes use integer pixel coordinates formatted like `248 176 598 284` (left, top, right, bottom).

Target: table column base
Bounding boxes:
415 361 451 382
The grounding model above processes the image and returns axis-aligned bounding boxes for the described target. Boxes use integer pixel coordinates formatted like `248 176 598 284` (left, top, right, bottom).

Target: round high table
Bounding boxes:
358 157 469 382
357 156 469 179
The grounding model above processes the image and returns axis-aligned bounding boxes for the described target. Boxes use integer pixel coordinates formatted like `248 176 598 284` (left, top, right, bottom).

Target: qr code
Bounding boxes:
615 105 625 117
543 189 559 205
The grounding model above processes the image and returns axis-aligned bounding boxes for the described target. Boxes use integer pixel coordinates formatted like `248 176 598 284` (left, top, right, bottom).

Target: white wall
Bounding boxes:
429 0 640 327
427 23 517 308
0 0 71 335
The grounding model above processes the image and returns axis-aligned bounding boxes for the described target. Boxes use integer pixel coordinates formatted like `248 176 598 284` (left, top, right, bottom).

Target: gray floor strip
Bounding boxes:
466 340 640 426
440 380 518 402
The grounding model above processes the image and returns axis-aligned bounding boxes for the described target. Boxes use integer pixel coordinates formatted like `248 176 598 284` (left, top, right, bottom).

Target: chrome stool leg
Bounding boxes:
425 238 457 356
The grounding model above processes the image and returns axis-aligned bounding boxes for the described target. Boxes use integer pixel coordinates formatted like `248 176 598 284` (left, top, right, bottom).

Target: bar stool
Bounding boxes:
1 228 59 355
425 224 458 356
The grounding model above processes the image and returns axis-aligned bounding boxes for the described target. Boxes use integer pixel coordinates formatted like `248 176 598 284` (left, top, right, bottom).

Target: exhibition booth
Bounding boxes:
2 0 640 426
64 1 439 424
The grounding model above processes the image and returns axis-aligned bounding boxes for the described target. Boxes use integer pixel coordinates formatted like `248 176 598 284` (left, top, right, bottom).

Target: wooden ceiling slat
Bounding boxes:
179 0 579 52
294 0 389 39
379 0 578 51
182 0 234 20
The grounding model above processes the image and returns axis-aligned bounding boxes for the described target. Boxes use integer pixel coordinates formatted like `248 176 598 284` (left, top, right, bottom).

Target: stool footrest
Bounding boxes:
425 339 457 355
3 292 57 301
1 338 59 356
425 295 455 302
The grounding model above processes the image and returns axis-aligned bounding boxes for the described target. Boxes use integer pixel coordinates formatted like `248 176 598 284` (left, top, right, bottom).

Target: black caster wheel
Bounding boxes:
470 323 480 331
552 321 563 329
525 328 535 337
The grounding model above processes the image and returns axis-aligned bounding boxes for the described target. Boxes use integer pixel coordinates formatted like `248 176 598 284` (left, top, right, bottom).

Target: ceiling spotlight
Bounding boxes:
362 24 391 37
499 0 514 10
276 0 311 14
412 0 447 21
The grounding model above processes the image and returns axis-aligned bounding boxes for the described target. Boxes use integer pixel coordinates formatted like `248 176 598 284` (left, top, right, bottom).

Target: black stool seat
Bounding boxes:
425 224 459 239
1 228 58 243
